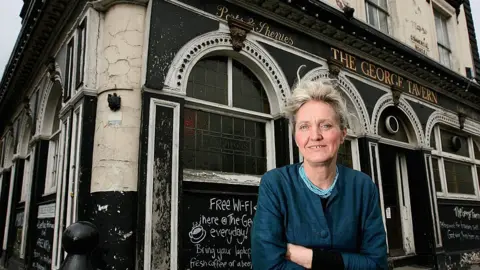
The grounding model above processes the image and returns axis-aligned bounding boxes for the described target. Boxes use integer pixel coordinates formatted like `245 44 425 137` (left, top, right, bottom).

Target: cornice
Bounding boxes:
0 0 76 132
89 0 149 12
232 0 480 109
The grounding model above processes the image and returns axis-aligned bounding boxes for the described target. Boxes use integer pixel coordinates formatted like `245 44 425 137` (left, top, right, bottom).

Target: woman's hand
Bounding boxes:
286 243 313 269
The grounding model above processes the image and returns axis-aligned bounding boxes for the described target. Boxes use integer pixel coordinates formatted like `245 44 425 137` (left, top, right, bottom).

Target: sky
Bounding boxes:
1 1 480 79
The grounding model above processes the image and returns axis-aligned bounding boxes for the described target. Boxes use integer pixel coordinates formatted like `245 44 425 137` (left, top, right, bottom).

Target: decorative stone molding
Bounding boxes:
425 110 480 146
227 17 253 52
164 31 290 110
391 85 402 107
327 57 343 78
90 0 149 12
371 94 425 145
301 68 371 134
47 57 62 84
458 112 467 130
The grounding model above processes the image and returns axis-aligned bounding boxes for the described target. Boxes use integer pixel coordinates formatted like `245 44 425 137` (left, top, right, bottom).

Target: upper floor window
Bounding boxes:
64 18 88 102
434 10 451 68
366 0 389 33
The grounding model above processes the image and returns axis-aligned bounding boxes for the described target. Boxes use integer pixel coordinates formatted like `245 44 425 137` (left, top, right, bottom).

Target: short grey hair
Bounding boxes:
284 79 349 130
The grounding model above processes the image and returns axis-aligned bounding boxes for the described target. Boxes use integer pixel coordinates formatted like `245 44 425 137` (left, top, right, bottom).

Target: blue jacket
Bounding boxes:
251 163 388 269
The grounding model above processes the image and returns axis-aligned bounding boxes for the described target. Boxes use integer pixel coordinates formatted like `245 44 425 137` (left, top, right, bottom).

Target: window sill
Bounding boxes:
436 193 479 201
42 190 56 197
183 169 261 186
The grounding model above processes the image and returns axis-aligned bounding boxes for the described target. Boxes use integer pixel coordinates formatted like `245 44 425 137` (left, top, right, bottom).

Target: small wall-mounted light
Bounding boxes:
108 93 121 111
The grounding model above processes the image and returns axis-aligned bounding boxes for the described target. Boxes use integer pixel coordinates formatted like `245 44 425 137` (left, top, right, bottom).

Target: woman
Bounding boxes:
251 79 388 269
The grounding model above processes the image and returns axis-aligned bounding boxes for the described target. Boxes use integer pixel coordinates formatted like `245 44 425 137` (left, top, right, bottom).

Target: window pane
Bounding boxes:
444 159 475 195
435 10 450 48
432 157 442 192
378 0 388 9
186 56 228 105
438 46 451 68
430 128 436 149
337 140 353 168
183 108 267 175
232 60 270 113
440 129 469 157
366 3 379 28
379 10 389 33
474 141 480 160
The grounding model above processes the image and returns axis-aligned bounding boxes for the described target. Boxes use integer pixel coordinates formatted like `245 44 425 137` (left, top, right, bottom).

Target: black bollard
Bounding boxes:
59 221 99 270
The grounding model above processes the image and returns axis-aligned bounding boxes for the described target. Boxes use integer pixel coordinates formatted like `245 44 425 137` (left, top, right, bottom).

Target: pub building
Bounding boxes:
1 0 480 269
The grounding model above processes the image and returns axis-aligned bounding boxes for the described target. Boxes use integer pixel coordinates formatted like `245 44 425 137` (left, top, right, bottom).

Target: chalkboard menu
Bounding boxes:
438 203 480 252
32 203 55 270
182 191 257 269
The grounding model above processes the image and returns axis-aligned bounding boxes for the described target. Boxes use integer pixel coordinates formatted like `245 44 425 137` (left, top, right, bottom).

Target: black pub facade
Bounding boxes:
1 0 480 269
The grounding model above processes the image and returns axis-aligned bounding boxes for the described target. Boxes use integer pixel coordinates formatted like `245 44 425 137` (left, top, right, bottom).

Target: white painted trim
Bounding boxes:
396 154 415 254
3 162 16 250
378 138 417 150
425 110 480 147
170 101 180 270
73 103 84 224
184 98 273 121
183 169 261 186
19 154 34 258
369 142 388 250
227 57 233 107
144 98 181 270
288 122 294 165
266 120 276 170
431 0 456 17
371 93 425 146
52 115 71 269
425 154 443 248
163 31 290 115
351 138 361 171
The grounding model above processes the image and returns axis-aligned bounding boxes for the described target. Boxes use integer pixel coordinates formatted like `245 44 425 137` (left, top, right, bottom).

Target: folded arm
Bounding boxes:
251 175 304 270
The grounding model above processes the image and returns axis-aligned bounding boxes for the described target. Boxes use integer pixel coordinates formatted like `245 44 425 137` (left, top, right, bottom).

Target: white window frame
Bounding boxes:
52 115 72 270
365 0 390 34
424 154 443 248
64 16 89 100
66 103 83 227
431 125 480 200
433 8 452 68
182 56 276 186
19 155 31 202
44 129 61 195
19 152 35 259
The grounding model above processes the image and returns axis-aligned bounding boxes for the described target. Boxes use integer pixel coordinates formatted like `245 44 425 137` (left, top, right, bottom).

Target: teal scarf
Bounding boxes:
299 164 339 198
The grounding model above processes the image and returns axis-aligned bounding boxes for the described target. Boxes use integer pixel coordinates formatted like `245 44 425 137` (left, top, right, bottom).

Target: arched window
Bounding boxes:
44 97 62 194
183 56 274 182
430 124 480 199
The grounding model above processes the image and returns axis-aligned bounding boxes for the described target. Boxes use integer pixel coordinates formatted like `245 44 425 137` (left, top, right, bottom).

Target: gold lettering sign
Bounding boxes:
331 47 438 104
216 5 294 46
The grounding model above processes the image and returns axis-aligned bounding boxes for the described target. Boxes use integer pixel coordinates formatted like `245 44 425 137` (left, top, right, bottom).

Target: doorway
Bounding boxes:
379 144 415 256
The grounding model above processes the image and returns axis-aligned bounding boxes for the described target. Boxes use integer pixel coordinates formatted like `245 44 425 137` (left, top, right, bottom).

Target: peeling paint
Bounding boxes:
150 107 174 270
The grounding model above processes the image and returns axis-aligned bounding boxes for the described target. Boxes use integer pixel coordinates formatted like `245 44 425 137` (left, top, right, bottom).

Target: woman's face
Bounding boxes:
294 100 346 166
